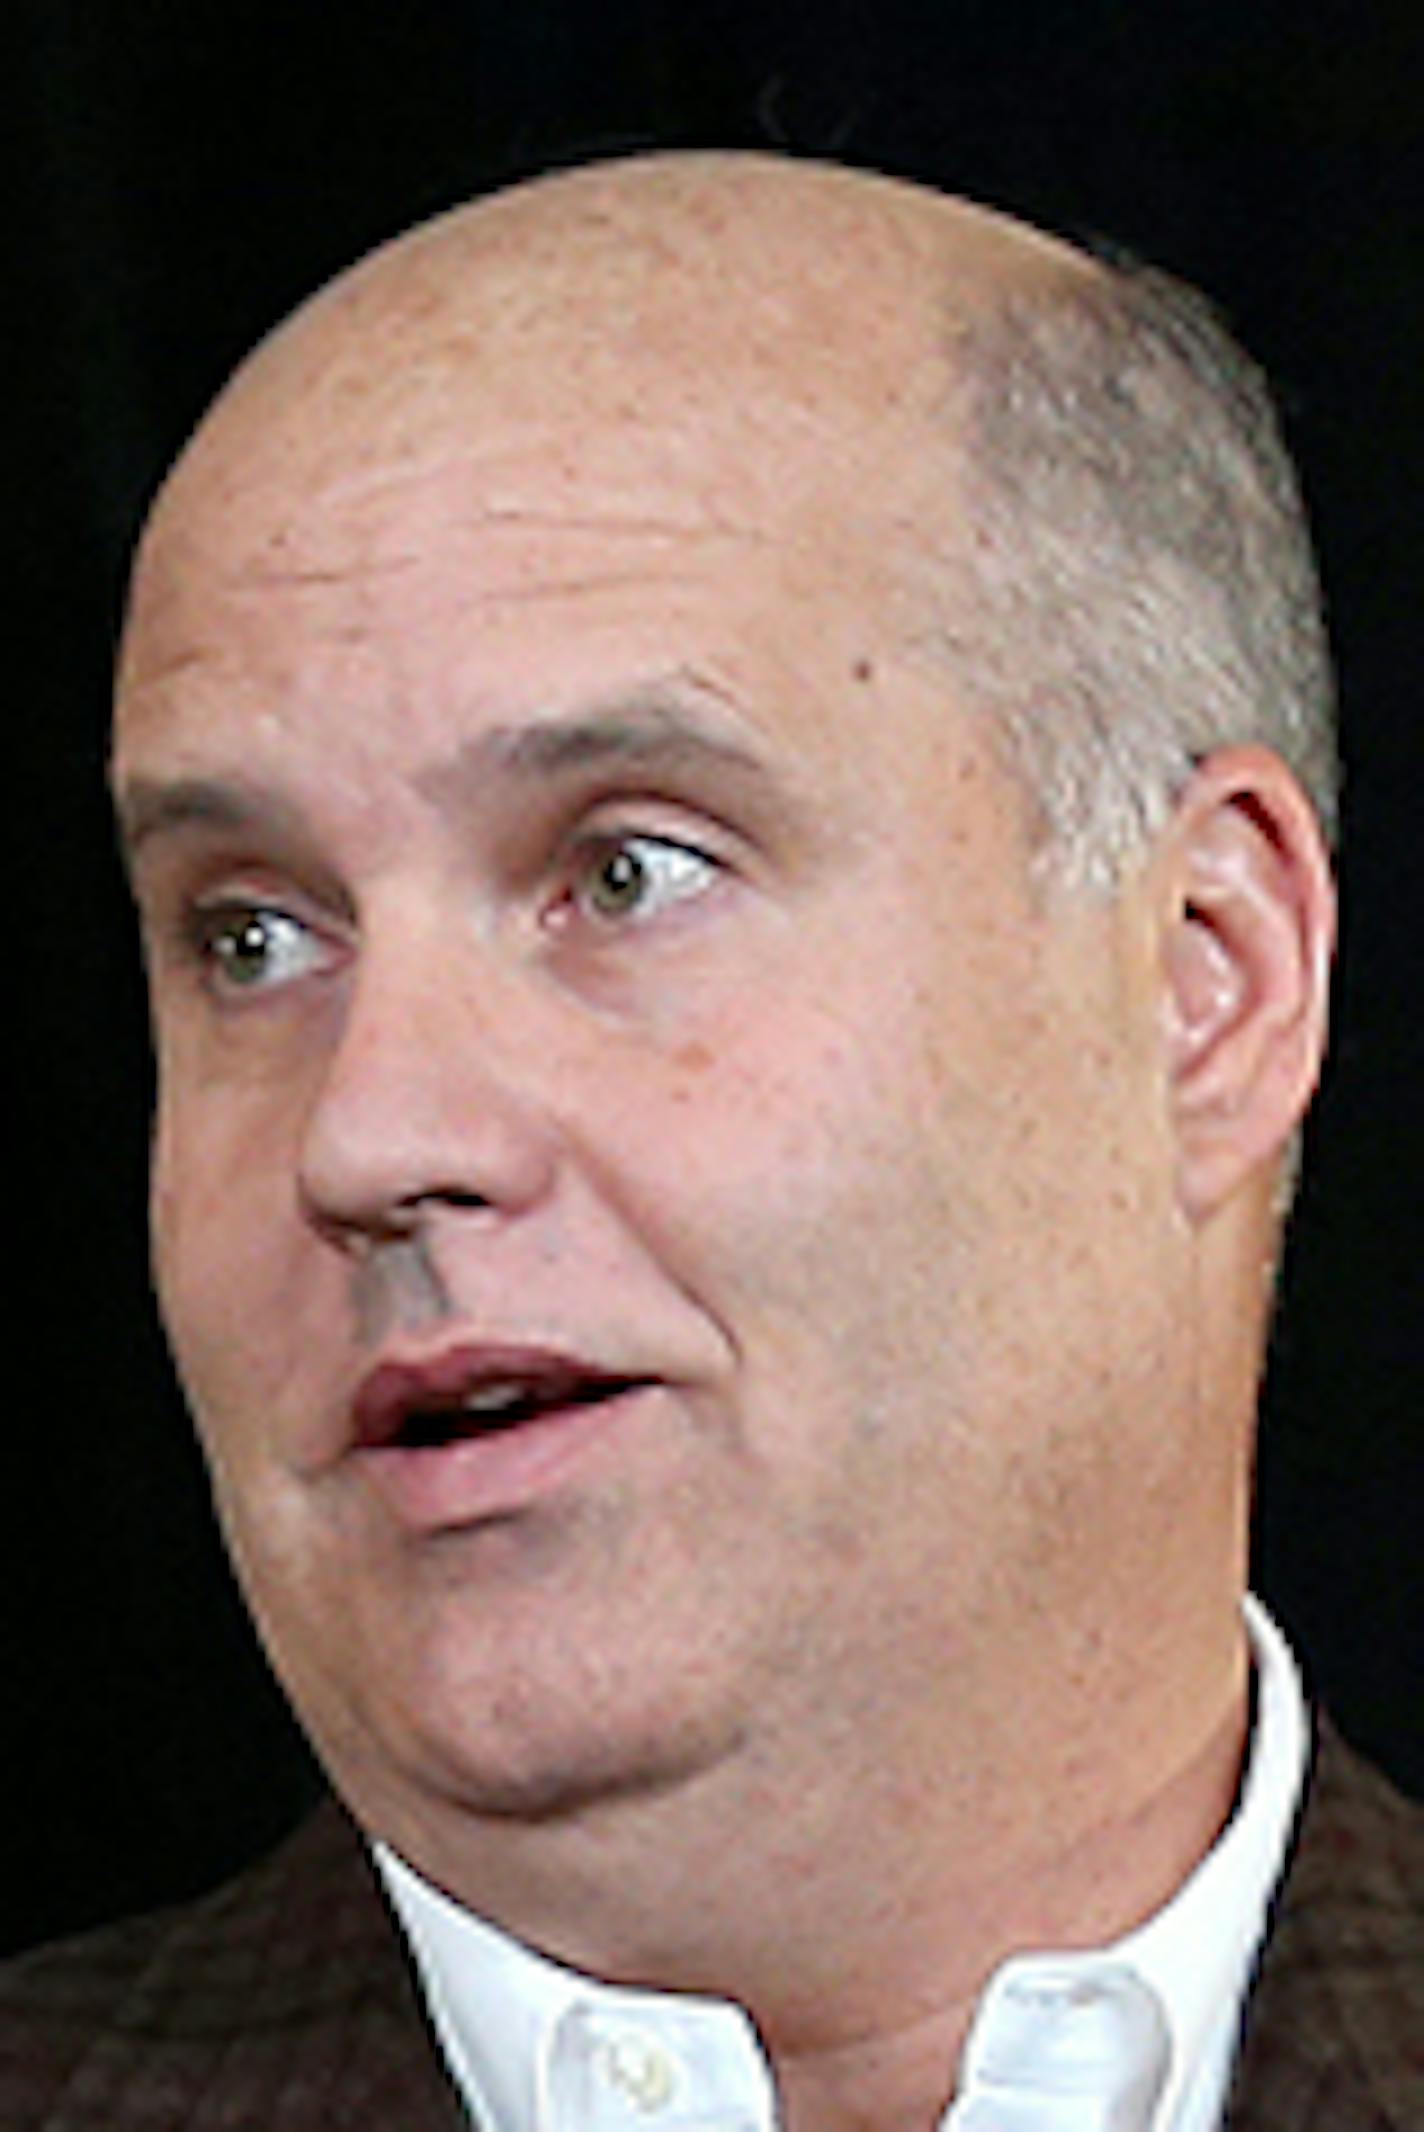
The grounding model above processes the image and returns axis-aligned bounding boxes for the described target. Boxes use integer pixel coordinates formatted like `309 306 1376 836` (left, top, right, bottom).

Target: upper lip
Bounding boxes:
351 1342 654 1451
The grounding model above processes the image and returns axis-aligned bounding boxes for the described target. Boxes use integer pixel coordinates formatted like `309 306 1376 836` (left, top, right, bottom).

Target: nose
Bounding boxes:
296 917 559 1250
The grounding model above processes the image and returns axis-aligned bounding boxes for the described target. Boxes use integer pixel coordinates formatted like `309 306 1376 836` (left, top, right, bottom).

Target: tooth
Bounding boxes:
461 1382 527 1414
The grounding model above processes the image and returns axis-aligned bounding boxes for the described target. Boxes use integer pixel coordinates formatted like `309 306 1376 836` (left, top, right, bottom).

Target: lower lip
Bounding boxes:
351 1385 653 1532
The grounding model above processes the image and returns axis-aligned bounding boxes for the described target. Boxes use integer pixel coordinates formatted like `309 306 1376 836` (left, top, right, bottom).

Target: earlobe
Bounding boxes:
1159 749 1336 1222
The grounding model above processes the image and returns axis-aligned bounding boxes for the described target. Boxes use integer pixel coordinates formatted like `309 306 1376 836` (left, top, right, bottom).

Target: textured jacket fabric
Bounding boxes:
1227 1724 1422 2128
2 1723 1418 2129
0 1807 466 2131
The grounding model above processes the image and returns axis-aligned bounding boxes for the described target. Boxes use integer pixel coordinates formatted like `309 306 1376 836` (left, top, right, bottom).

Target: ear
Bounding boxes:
1157 746 1336 1223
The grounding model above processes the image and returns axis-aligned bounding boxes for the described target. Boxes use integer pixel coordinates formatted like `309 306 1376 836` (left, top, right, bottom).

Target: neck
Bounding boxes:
768 1687 1250 2132
373 1614 1251 2132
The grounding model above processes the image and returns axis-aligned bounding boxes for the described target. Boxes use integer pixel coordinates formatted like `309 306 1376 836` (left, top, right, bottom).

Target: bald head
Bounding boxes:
140 154 1088 641
198 151 1087 454
129 149 1334 887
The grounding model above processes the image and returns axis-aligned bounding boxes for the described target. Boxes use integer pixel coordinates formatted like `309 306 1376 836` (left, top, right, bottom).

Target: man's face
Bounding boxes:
113 256 1189 1873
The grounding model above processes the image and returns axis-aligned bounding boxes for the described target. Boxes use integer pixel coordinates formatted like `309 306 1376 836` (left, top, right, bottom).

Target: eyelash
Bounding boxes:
556 829 723 928
172 829 725 999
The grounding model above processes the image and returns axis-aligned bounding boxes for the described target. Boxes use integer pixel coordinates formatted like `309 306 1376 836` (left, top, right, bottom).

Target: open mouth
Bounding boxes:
353 1348 652 1455
388 1372 647 1450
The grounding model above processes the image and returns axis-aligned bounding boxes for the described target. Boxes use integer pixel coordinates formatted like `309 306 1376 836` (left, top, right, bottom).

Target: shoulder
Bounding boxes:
0 1802 466 2130
1229 1718 1423 2129
1278 1716 1423 1922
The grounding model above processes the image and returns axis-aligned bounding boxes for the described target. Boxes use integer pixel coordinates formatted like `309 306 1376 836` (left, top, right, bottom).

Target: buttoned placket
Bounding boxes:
539 1996 776 2132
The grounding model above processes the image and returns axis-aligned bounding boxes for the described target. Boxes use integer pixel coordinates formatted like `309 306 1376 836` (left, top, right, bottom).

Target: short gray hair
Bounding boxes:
945 257 1338 889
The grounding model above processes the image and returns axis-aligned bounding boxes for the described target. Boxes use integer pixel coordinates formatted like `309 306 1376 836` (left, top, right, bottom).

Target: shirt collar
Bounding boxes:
375 1848 773 2130
949 1594 1308 2132
375 1596 1307 2132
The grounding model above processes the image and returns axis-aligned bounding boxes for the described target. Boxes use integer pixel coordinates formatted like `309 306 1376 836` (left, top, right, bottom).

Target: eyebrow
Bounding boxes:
114 776 303 865
430 698 772 802
114 694 785 869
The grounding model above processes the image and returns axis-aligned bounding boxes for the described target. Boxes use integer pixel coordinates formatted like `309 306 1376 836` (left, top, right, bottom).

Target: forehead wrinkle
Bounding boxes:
464 507 775 542
230 556 423 591
436 567 716 611
145 476 787 623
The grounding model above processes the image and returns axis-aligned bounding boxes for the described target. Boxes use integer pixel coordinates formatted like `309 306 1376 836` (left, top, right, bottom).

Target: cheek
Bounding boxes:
150 1079 321 1472
604 995 982 1446
613 945 1165 1484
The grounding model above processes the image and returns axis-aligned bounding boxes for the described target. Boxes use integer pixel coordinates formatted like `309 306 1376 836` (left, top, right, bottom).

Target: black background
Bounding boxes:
10 0 1422 1960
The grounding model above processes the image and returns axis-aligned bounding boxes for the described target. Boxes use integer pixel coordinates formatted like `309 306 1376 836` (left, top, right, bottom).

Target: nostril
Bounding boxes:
396 1187 492 1216
300 1186 493 1260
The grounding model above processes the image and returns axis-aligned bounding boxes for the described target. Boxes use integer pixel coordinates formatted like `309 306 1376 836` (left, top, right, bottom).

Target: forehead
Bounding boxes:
120 320 957 780
114 472 968 891
135 233 955 571
113 163 1067 848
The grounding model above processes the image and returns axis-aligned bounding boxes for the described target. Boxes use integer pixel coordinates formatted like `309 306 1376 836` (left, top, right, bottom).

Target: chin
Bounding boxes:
417 1728 730 1827
235 1490 764 1838
297 1631 754 1841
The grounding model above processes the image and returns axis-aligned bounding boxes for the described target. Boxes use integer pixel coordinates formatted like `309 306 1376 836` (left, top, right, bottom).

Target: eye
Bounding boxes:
571 834 720 925
186 902 328 995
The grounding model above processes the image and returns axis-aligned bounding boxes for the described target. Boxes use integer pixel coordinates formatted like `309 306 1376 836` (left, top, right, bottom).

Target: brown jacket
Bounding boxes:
1227 1724 1422 2128
2 1723 1418 2129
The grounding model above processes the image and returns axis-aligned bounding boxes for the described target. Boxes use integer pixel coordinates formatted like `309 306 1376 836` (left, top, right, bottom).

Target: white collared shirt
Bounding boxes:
376 1596 1307 2132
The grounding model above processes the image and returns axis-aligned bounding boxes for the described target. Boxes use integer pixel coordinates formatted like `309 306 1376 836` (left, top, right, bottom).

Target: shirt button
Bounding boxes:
597 2027 679 2113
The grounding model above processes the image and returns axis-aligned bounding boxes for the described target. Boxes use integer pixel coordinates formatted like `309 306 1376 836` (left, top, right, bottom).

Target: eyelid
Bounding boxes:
167 888 344 1001
566 819 725 896
568 818 723 866
563 788 747 868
